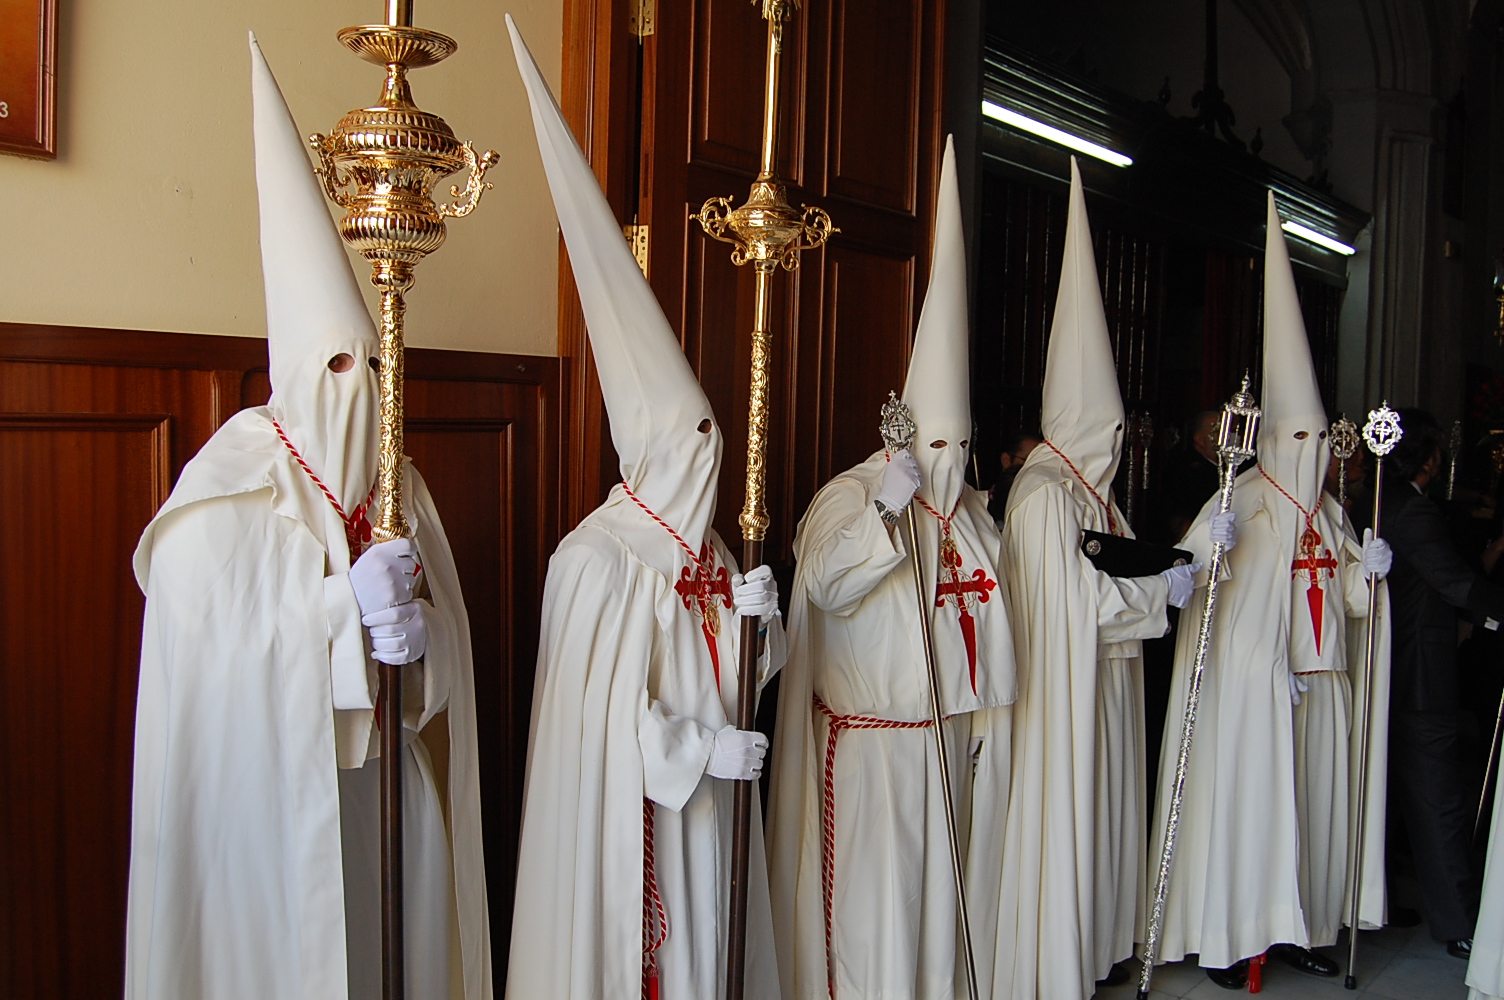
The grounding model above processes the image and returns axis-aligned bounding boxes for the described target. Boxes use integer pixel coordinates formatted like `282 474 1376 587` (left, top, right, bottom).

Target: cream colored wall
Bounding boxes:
0 0 562 356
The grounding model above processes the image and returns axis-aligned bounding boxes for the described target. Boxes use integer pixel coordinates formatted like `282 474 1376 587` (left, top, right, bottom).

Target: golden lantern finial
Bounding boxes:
308 2 498 543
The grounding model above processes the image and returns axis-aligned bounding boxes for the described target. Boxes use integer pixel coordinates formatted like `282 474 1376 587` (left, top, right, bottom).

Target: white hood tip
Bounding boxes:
249 34 380 515
1258 191 1329 507
507 15 721 552
1039 156 1124 492
901 135 973 512
248 35 375 374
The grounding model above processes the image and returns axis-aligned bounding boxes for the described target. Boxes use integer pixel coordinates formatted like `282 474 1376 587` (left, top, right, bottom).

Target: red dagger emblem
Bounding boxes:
1291 527 1338 654
933 537 998 693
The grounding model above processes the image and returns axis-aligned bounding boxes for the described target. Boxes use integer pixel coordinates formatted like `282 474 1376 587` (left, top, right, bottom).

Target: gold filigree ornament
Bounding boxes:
308 13 498 543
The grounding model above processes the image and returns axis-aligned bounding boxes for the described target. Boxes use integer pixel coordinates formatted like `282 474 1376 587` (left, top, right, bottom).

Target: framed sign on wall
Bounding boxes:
0 0 57 159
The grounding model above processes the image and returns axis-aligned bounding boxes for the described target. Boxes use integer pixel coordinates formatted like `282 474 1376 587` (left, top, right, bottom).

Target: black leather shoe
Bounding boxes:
1095 960 1130 987
1449 939 1473 960
1268 944 1339 977
1205 960 1249 990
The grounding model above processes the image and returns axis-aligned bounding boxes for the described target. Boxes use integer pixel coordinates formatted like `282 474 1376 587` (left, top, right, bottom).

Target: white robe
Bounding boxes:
1470 769 1504 1000
768 453 1016 1000
1147 474 1389 970
973 448 1169 1000
125 407 490 1000
505 486 784 1000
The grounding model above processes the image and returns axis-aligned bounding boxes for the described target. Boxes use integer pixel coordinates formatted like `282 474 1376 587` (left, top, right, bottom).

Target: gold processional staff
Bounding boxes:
310 2 497 998
693 3 835 999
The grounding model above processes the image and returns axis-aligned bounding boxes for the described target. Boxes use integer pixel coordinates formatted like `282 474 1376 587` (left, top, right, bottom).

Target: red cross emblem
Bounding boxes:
674 543 733 687
1291 528 1339 655
933 538 998 693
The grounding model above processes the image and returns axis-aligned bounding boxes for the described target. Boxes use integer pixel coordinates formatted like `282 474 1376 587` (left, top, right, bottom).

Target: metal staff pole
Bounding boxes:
1477 697 1504 843
880 393 980 1000
694 4 836 999
1139 374 1260 1000
310 4 497 997
1448 419 1463 502
1331 416 1358 510
1344 402 1403 991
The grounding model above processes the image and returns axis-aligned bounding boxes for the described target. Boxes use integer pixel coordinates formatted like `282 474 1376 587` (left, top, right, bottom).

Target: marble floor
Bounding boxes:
1095 925 1471 999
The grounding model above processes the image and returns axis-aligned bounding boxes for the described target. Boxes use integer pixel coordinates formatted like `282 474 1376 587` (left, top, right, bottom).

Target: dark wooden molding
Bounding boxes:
0 321 558 385
0 323 270 371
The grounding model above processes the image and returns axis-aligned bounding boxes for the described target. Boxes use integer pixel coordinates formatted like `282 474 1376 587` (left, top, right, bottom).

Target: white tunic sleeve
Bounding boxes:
639 699 716 811
797 480 906 616
1096 570 1170 643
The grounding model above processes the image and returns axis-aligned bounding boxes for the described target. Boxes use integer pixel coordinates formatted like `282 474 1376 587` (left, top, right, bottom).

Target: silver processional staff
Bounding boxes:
1139 374 1260 999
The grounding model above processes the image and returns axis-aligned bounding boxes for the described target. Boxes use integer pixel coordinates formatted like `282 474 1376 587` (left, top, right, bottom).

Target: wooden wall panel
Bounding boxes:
0 414 168 1000
825 0 923 213
0 323 559 999
816 249 915 490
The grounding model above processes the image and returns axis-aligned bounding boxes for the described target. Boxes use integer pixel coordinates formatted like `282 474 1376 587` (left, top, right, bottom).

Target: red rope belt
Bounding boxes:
814 695 935 1000
642 798 668 1000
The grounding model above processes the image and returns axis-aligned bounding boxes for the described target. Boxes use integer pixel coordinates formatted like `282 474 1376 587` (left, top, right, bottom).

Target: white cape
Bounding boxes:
1146 475 1389 970
506 487 784 1000
125 407 490 1000
768 453 1014 1000
973 447 1169 1000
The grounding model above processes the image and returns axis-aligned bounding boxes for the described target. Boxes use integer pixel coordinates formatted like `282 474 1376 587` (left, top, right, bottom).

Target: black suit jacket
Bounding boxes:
1383 483 1504 712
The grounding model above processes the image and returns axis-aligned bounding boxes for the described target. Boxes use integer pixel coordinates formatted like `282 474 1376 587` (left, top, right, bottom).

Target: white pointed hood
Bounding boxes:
902 135 971 513
508 18 721 553
1259 192 1329 510
1039 157 1124 493
251 35 379 515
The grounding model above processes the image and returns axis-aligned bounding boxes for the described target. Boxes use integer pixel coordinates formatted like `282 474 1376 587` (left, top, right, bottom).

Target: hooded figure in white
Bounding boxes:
972 158 1194 1000
125 36 490 1000
766 137 1016 1000
503 19 784 1000
1144 193 1391 984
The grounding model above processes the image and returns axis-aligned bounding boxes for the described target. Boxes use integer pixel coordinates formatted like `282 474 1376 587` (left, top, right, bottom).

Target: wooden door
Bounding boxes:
562 0 950 563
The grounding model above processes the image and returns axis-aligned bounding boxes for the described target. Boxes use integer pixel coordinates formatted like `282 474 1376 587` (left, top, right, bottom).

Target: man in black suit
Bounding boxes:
1383 409 1504 957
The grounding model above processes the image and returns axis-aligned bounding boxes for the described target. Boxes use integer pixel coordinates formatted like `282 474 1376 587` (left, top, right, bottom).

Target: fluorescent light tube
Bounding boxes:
1281 220 1356 256
982 100 1133 167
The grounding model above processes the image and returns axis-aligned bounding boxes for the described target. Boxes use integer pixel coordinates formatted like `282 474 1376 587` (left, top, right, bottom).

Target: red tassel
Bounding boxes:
1248 953 1267 993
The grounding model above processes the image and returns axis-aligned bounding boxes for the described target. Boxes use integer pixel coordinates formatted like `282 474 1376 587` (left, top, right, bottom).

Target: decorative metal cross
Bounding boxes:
1364 405 1403 457
1330 416 1358 507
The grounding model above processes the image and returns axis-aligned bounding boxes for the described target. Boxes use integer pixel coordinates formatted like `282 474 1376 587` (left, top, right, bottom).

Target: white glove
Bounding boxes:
877 449 922 514
731 564 779 618
1362 529 1392 579
1209 510 1238 551
1160 562 1203 609
705 725 769 781
362 601 429 665
349 538 422 615
1288 672 1309 705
